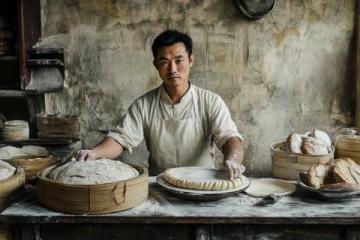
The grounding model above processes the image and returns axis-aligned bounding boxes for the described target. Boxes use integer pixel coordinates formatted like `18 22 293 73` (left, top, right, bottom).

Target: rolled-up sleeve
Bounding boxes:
107 101 144 154
209 95 243 149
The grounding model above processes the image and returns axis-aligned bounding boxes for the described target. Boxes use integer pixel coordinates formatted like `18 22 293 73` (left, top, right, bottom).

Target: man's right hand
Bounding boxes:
77 150 97 161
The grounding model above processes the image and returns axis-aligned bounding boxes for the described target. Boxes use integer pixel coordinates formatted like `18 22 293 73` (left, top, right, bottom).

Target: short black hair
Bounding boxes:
151 29 193 59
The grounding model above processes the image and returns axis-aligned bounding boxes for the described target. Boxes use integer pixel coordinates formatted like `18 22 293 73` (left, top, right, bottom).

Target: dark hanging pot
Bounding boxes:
234 0 275 20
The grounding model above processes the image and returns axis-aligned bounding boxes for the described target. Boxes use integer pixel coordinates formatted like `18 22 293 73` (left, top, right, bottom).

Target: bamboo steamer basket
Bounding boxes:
335 133 360 164
2 120 29 141
271 142 334 180
36 115 80 139
0 167 25 211
9 155 56 183
37 164 148 215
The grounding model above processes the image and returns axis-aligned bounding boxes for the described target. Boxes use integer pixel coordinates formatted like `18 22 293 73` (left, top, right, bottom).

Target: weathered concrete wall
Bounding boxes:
39 0 355 176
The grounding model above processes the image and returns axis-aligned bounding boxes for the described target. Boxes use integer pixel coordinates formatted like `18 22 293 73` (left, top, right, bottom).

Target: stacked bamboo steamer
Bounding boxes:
0 167 25 210
334 128 360 164
0 145 56 183
271 130 334 180
37 164 148 214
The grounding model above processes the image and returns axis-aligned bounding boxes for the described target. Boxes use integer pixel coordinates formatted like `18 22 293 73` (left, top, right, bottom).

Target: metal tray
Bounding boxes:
157 174 250 201
297 173 360 201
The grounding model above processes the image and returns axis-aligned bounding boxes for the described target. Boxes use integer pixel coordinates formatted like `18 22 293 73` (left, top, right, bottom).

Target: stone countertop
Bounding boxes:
2 177 360 225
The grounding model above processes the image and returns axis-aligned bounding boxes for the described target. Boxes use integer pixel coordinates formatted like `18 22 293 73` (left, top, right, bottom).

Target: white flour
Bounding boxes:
0 145 49 160
47 158 139 185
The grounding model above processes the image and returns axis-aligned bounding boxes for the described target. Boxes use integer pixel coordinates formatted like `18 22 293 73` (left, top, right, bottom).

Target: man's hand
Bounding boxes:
224 152 245 180
222 137 245 180
77 150 97 161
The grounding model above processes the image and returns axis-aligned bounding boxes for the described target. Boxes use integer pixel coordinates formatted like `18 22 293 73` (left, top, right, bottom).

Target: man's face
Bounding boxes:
153 42 194 89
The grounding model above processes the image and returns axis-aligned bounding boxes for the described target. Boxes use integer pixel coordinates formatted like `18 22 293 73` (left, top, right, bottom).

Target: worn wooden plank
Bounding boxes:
9 224 347 240
212 225 343 240
2 178 360 225
0 90 27 97
356 0 360 128
345 226 360 240
39 224 193 240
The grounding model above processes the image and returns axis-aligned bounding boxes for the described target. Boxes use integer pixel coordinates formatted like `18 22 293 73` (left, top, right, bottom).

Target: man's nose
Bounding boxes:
169 61 177 73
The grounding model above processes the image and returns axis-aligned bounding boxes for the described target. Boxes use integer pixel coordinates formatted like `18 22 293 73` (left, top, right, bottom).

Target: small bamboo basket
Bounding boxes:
334 133 360 164
271 142 334 180
10 155 56 183
36 115 80 139
0 168 25 211
37 164 148 215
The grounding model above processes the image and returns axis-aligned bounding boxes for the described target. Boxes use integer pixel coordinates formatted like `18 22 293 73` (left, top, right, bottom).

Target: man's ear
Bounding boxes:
153 59 158 70
189 54 195 67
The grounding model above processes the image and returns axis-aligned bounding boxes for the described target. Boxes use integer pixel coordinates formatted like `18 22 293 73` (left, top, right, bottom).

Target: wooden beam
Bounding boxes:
356 0 360 128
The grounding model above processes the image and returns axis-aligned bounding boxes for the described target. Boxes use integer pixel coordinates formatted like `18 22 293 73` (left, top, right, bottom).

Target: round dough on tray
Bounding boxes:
48 158 139 185
162 167 243 191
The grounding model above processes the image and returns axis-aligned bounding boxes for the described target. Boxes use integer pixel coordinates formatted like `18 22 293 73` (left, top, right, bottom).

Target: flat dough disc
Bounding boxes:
162 167 243 191
245 178 296 197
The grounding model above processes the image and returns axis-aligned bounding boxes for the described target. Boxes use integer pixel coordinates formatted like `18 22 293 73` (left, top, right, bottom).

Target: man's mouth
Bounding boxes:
168 76 179 80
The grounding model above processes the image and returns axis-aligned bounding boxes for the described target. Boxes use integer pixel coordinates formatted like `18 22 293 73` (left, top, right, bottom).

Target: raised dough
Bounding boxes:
333 158 360 185
286 133 302 154
301 137 328 155
47 158 139 185
162 167 243 191
308 163 333 189
310 129 332 148
0 160 16 181
0 145 49 160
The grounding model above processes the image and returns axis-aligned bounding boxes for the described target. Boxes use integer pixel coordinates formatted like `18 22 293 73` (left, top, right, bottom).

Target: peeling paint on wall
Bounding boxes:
40 0 355 176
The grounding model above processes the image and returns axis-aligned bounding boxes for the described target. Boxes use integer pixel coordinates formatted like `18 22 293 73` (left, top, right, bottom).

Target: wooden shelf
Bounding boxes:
0 90 42 97
0 56 17 62
0 90 27 97
26 59 64 67
0 138 77 146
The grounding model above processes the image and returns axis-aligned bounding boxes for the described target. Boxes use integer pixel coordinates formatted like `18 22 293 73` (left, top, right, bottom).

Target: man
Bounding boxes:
78 30 245 180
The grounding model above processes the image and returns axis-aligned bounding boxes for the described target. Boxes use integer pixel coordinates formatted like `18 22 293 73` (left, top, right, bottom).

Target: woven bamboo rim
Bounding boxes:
37 163 148 215
0 167 25 210
271 142 334 180
10 155 56 182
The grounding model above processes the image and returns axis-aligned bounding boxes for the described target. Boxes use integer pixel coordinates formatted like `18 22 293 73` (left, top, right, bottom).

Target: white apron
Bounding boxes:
148 88 215 175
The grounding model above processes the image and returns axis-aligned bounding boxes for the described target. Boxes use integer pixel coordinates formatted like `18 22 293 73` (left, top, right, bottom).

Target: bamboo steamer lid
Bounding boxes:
271 142 334 180
0 167 25 211
2 120 29 141
37 164 148 215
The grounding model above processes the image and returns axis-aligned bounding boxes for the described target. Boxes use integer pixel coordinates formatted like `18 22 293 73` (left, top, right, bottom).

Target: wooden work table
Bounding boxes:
1 177 360 240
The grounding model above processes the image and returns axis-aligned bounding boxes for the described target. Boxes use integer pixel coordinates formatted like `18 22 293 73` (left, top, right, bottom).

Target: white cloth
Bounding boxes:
107 83 243 175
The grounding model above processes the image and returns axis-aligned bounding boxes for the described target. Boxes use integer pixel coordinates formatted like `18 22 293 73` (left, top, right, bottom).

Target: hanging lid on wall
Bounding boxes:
234 0 275 20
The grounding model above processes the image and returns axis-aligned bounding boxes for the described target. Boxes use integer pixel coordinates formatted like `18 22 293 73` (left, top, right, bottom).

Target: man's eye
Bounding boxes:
176 59 183 64
159 61 167 66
